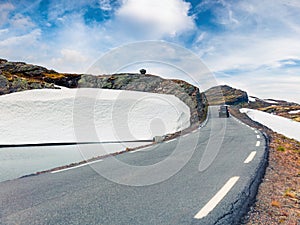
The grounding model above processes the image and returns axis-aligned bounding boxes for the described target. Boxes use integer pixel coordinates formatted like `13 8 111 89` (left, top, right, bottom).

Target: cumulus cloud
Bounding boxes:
0 0 198 72
116 0 195 37
1 0 299 103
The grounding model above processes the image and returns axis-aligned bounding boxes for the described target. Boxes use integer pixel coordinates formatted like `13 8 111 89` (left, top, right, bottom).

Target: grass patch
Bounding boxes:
43 73 66 79
277 146 285 152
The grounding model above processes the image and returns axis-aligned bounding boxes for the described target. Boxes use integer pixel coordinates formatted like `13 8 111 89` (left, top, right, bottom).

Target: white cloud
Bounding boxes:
0 29 42 63
217 71 300 104
0 3 15 26
50 49 89 73
0 29 41 48
0 29 9 34
202 35 300 72
87 41 217 91
116 0 195 37
0 0 198 74
195 0 300 71
9 14 35 30
0 0 299 106
99 0 112 11
40 0 198 72
46 0 100 21
194 0 300 103
61 49 88 62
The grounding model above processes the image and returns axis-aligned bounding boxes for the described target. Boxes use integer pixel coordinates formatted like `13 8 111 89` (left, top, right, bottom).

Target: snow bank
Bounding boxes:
288 110 300 114
240 108 300 142
0 89 190 144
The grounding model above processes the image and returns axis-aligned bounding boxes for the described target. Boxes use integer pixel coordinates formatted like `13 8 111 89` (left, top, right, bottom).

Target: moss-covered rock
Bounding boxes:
0 75 8 88
29 82 43 89
11 77 29 92
0 74 9 94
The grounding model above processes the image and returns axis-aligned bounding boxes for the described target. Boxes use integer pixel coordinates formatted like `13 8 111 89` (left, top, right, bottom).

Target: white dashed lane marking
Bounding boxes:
244 151 257 164
256 135 260 139
256 141 261 147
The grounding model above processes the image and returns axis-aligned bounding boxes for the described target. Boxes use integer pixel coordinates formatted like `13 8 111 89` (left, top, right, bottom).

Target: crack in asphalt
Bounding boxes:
214 132 269 225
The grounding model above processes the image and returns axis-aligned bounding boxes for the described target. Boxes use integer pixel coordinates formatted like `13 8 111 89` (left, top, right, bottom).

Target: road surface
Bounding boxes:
0 106 266 225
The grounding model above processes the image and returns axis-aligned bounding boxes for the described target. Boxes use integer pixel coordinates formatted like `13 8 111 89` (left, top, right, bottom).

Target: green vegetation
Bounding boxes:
277 146 285 152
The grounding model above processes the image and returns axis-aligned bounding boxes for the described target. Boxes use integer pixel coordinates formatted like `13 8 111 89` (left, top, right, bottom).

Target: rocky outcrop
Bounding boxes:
0 71 55 95
204 85 248 105
0 59 207 126
0 59 81 93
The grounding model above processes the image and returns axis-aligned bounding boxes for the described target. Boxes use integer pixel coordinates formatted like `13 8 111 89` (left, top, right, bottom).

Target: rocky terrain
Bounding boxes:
210 86 300 225
230 108 300 225
204 84 300 123
1 58 299 223
204 84 249 105
0 58 207 125
248 100 300 123
0 59 81 92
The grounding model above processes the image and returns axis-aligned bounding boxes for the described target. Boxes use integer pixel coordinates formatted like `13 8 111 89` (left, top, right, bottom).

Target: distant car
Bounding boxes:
219 105 229 118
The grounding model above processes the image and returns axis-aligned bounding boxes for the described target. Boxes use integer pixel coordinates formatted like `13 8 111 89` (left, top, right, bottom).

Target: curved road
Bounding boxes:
0 106 266 225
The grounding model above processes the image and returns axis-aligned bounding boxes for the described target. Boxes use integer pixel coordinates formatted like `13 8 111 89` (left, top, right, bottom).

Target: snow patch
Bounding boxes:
262 99 278 104
240 108 300 142
248 96 256 102
0 88 190 144
288 110 300 114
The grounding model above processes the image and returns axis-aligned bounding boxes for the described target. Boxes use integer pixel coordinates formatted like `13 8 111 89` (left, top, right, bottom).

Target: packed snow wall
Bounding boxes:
0 88 190 144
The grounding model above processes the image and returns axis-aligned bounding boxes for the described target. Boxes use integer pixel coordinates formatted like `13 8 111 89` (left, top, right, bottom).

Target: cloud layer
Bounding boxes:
0 0 299 103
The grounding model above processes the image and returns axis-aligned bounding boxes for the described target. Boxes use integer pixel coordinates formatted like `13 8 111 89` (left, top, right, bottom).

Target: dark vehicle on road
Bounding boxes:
219 105 229 118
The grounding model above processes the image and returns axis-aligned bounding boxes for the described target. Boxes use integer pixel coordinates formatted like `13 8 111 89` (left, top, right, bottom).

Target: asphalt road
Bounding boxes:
0 106 266 225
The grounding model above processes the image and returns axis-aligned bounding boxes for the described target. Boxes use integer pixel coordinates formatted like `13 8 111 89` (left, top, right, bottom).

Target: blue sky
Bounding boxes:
1 0 300 103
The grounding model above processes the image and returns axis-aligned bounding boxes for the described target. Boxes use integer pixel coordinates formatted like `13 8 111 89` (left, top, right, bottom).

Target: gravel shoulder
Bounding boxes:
230 107 300 225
